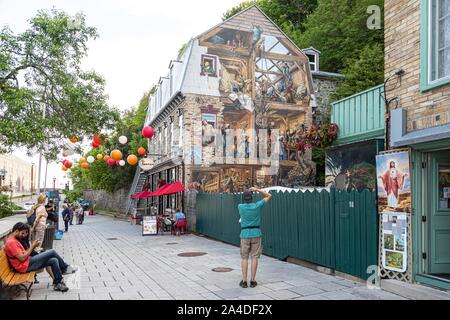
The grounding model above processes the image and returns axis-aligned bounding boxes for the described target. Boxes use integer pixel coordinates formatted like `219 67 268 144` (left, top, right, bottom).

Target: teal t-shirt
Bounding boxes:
238 199 266 239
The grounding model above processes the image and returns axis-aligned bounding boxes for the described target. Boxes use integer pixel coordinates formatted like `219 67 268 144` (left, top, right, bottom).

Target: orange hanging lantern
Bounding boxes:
79 157 86 163
62 165 68 171
69 137 78 143
104 155 111 162
82 163 89 169
111 150 123 161
137 147 146 156
97 154 103 161
127 154 138 166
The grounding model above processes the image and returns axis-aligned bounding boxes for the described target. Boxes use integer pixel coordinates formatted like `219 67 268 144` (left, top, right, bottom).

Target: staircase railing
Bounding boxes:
126 167 142 215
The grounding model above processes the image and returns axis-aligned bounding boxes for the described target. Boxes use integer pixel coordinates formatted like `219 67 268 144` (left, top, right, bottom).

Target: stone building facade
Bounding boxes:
0 154 36 195
130 5 342 226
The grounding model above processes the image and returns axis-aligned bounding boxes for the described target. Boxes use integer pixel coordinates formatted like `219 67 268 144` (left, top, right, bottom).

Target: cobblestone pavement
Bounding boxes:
22 215 406 300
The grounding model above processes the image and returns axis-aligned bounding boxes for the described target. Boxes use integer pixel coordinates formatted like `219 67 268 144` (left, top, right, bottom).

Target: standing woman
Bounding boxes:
62 204 70 232
31 194 48 252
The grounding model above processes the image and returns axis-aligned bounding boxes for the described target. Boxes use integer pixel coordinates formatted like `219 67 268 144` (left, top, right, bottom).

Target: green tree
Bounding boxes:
0 9 119 159
69 90 154 194
333 44 384 100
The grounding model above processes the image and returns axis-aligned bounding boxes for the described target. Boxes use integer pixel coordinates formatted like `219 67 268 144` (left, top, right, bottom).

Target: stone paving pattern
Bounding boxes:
21 215 406 300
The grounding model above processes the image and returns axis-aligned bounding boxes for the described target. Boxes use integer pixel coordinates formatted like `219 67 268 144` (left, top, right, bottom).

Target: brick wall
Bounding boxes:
385 0 450 134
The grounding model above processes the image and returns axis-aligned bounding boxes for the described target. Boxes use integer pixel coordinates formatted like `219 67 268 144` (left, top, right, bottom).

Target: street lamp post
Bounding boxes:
53 177 56 191
0 169 6 187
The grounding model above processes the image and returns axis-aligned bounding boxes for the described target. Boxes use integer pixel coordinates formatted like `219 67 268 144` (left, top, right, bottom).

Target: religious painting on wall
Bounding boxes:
200 54 218 77
325 140 381 191
376 151 411 214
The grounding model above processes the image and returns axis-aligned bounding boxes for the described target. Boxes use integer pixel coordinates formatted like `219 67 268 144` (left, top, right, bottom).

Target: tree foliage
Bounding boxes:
0 9 119 159
69 90 153 194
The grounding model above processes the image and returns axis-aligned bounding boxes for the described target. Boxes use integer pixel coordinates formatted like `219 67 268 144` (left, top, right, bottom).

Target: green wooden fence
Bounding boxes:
196 189 378 280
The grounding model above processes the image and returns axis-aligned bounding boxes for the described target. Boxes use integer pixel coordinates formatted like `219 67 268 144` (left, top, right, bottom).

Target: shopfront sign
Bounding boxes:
139 158 154 171
142 216 157 236
376 150 411 273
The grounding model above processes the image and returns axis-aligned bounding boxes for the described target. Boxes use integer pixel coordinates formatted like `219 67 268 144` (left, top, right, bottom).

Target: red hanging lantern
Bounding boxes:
62 152 68 158
65 161 73 169
82 163 89 169
93 134 102 145
138 147 146 156
92 141 100 149
142 126 154 139
107 159 115 166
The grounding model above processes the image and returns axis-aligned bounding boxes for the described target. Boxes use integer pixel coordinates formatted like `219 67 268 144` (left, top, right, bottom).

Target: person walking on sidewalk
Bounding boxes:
62 204 70 232
238 187 271 289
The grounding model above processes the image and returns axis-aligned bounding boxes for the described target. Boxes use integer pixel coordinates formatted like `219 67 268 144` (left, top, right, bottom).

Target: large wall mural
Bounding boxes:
192 9 315 192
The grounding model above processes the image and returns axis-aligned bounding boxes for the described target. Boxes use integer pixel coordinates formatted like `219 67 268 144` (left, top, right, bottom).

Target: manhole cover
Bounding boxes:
166 243 178 245
107 238 118 241
212 267 233 273
177 252 207 257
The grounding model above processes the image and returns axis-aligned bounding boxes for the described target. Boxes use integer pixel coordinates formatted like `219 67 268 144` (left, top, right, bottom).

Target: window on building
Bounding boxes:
306 54 317 72
179 114 183 147
431 0 450 81
422 0 450 90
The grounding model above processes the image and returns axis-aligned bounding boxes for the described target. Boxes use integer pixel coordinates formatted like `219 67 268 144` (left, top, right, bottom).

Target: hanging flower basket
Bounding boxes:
295 123 339 154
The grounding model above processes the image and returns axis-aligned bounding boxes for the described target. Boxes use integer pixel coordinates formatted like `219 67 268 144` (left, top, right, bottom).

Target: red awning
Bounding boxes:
151 183 172 197
131 190 148 199
162 181 185 195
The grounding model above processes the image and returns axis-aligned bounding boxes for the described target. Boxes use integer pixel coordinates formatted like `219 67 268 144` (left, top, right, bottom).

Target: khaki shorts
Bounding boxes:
240 237 262 259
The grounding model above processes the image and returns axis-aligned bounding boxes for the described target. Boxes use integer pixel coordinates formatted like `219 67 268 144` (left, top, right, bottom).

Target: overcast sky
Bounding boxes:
0 0 242 189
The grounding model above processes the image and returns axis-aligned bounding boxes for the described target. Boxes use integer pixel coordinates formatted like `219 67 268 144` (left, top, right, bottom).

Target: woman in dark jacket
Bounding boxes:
62 204 70 232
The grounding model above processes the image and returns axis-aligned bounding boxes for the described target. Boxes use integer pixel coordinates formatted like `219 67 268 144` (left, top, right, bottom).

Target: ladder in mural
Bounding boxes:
126 167 147 215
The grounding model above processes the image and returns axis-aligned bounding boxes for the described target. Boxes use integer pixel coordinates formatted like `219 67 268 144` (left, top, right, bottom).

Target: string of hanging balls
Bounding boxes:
60 126 155 172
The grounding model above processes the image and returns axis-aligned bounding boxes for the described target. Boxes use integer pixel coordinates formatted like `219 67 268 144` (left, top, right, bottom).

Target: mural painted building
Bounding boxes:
129 5 340 224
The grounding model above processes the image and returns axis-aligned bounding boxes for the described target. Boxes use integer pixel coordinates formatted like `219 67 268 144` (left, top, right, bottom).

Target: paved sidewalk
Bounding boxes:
23 215 406 300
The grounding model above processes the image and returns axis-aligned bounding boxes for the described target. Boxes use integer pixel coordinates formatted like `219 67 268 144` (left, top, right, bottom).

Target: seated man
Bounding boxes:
4 222 78 292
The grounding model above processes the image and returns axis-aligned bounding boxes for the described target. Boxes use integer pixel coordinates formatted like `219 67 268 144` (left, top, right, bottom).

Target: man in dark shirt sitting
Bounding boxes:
4 222 77 292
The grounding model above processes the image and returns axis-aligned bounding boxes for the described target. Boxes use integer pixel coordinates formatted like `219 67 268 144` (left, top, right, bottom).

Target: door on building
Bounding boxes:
427 150 450 278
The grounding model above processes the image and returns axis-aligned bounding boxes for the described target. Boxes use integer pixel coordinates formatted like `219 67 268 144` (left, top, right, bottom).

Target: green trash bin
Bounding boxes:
42 226 55 250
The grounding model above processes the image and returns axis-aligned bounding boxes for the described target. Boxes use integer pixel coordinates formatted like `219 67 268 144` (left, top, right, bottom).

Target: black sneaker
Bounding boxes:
54 282 69 292
239 280 248 288
250 281 258 288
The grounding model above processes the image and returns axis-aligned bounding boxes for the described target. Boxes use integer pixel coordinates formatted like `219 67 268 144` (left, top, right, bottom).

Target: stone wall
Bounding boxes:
312 76 340 124
385 0 450 133
83 188 129 215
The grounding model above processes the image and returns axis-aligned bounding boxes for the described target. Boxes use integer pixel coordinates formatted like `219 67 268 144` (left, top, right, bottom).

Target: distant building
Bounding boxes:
0 154 36 195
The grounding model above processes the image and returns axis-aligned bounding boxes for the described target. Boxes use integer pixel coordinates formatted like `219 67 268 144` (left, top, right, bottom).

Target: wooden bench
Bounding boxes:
0 250 35 300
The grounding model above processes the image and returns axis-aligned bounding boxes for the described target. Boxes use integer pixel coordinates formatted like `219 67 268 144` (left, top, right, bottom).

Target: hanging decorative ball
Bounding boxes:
79 157 86 163
104 155 111 162
142 126 154 139
62 159 68 166
111 149 123 161
107 159 116 166
62 165 68 171
65 161 73 169
137 147 146 156
119 160 126 167
127 154 138 166
93 134 102 145
92 141 100 149
116 160 121 166
82 163 89 169
97 154 103 161
69 137 78 143
62 152 68 158
87 156 95 164
119 136 128 144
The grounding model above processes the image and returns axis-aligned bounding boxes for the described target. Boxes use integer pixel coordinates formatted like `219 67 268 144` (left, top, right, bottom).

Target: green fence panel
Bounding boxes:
195 188 378 280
